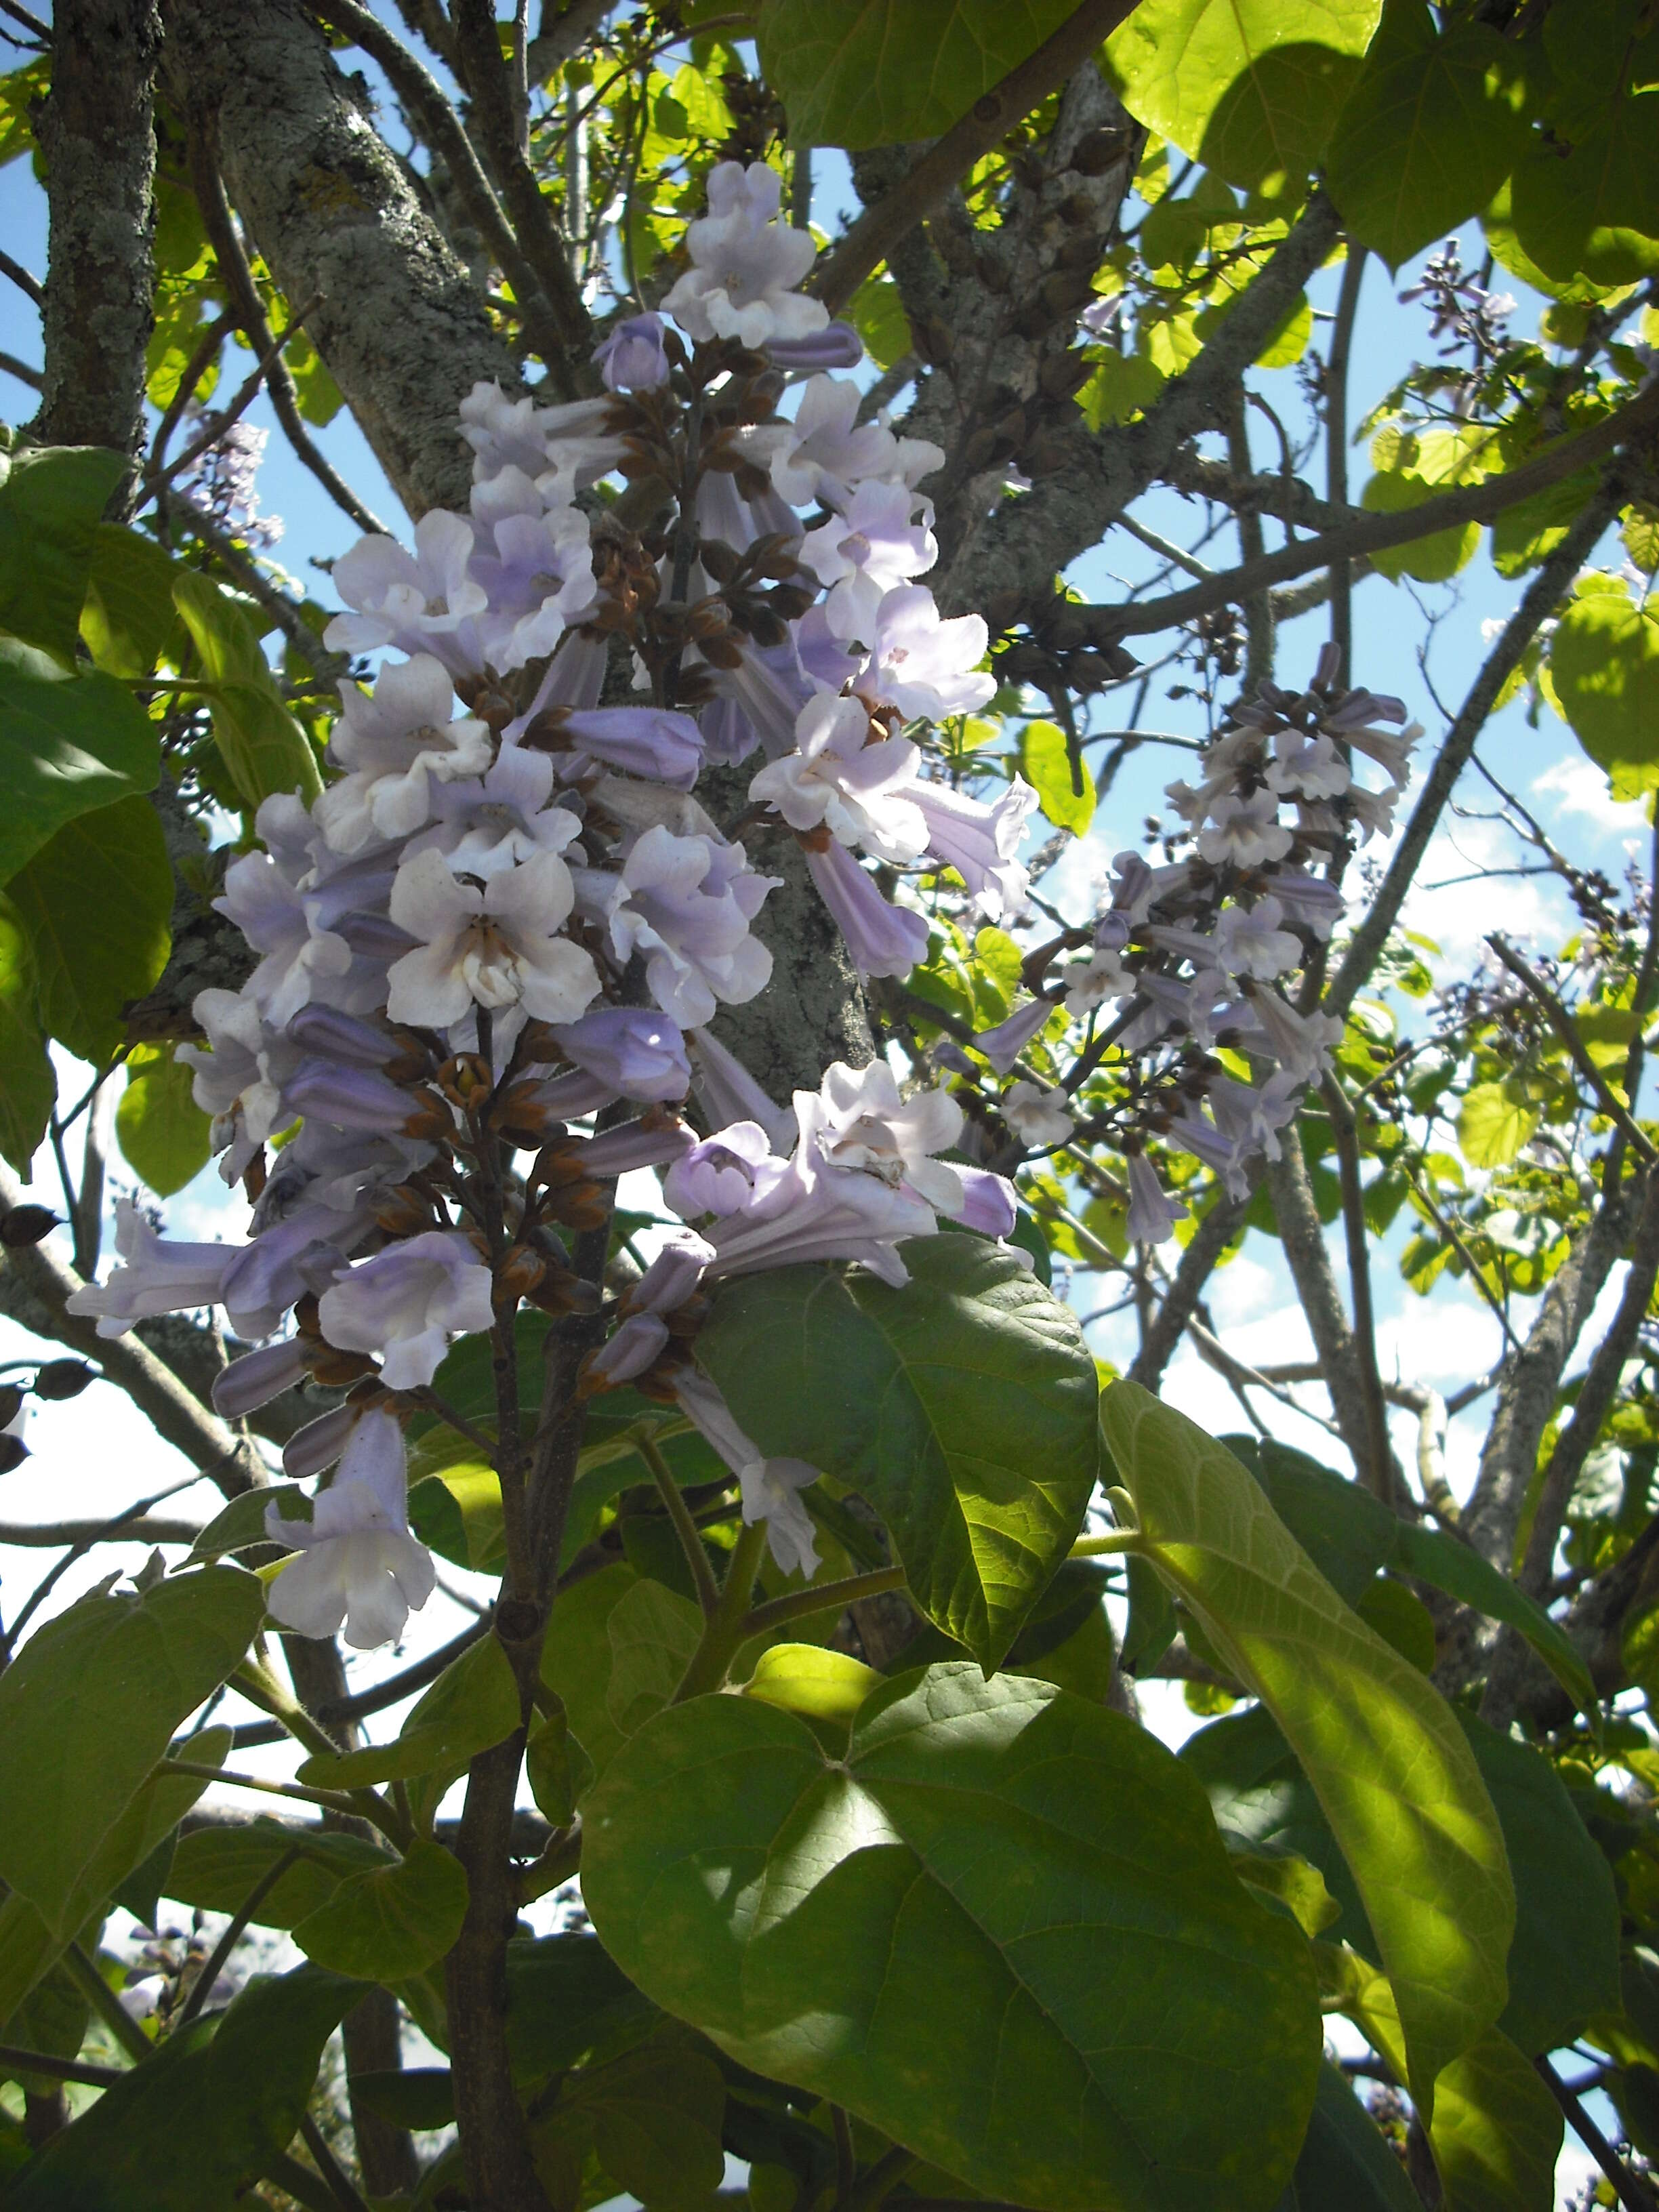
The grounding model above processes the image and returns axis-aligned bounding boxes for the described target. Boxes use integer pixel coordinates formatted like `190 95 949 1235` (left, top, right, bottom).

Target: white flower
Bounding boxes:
852 586 994 722
799 480 937 642
770 374 943 506
317 655 493 855
1196 789 1294 869
1003 1081 1075 1149
324 510 488 661
316 1229 495 1391
803 1061 964 1213
1266 731 1349 802
749 694 926 863
607 825 777 1027
1241 988 1343 1082
672 1368 821 1579
1213 897 1301 981
386 848 600 1027
661 159 827 348
64 1198 230 1338
265 1410 436 1648
1126 1153 1187 1246
409 746 582 881
1062 948 1133 1017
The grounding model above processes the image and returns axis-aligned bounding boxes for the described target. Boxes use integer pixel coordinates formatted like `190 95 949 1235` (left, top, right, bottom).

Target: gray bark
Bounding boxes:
161 0 520 517
1263 1133 1377 1479
30 0 161 474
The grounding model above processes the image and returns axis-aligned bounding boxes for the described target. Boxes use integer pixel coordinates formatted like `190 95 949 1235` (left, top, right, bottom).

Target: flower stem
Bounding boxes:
1069 1532 1144 1558
673 1518 768 1701
62 1940 152 2066
634 1427 720 1616
741 1565 906 1637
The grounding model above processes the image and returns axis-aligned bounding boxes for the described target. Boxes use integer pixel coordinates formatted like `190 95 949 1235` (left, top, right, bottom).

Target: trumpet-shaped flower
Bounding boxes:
265 1411 436 1648
316 1229 495 1391
750 695 926 863
386 848 600 1027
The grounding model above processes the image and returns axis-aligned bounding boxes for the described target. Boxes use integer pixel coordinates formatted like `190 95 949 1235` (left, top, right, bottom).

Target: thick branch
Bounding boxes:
1263 1127 1376 1478
28 0 160 476
163 0 521 515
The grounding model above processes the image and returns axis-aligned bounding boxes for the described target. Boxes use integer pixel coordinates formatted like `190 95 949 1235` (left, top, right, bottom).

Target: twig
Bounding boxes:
300 2110 375 2212
174 1845 302 2029
811 0 1142 312
741 1565 907 1637
0 1515 203 1548
1536 2055 1659 2212
0 0 47 40
0 2043 124 2088
0 348 42 390
144 298 323 494
1321 1073 1399 1504
148 307 240 478
636 1428 720 1616
1488 935 1658 1165
1324 245 1366 681
157 489 346 681
0 247 42 307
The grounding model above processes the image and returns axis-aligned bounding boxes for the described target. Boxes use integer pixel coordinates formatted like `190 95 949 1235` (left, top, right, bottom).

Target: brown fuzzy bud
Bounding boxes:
699 537 742 586
308 1346 381 1389
1 1204 58 1248
403 1094 455 1144
373 1185 437 1237
497 1243 548 1300
1070 125 1133 177
0 1433 28 1475
33 1359 96 1401
544 1182 612 1232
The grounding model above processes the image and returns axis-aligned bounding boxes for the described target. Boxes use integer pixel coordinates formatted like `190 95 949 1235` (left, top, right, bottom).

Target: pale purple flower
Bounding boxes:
1003 1081 1074 1149
766 321 864 371
664 1120 775 1217
1213 897 1302 981
594 310 670 392
65 1200 229 1338
1346 783 1401 843
386 848 600 1028
974 996 1054 1074
1209 1069 1302 1165
1238 987 1343 1081
607 826 777 1027
584 1313 670 1387
699 1140 935 1288
1271 869 1345 939
1197 789 1294 869
324 510 488 663
573 1113 697 1177
286 1004 398 1067
804 1060 964 1213
1062 949 1132 1017
265 1410 436 1648
912 776 1036 921
408 746 581 882
803 838 930 979
467 500 597 672
218 1198 377 1339
550 1007 692 1103
687 1028 797 1152
662 159 827 349
178 986 290 1148
284 1402 359 1481
951 1166 1019 1239
771 375 941 507
671 1366 821 1579
556 705 705 790
800 480 937 644
1267 731 1349 802
215 851 352 1030
851 586 994 722
316 1229 495 1391
625 1231 716 1315
750 694 926 862
1126 1153 1187 1246
286 1057 420 1134
316 655 493 855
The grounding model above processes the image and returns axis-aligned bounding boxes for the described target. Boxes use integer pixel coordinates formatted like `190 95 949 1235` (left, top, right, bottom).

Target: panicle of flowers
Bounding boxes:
68 161 1035 1627
173 403 283 548
966 643 1398 1240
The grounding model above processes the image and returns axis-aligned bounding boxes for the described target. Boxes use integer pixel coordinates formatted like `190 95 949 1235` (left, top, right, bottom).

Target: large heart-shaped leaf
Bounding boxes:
1101 1382 1512 2112
7 794 173 1063
0 1566 267 1935
0 638 160 886
698 1239 1100 1668
0 445 127 666
584 1662 1322 2212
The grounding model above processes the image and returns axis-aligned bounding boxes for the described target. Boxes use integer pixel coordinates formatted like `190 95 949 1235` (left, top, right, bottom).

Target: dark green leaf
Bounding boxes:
1389 1517 1597 1718
293 1835 468 1981
584 1662 1322 2212
1102 1382 1513 2112
7 795 173 1063
0 891 54 1175
348 2066 457 2131
187 1481 309 1561
79 525 186 679
3 1963 363 2211
756 0 1075 149
505 1931 659 2086
0 446 127 666
165 1819 392 1931
0 639 160 886
1280 2059 1420 2211
298 1633 518 1819
1224 1433 1397 1605
698 1240 1101 1668
0 1568 266 1935
535 2026 727 2209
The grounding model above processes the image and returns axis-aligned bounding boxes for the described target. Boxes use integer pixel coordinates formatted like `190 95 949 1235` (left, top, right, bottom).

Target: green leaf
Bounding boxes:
756 0 1075 149
187 1481 309 1561
115 1041 213 1194
1077 348 1167 430
7 794 173 1063
1509 14 1659 285
1389 1517 1598 1719
605 1574 703 1738
3 1963 363 2212
1360 470 1480 582
1457 1080 1540 1168
1101 1381 1513 2112
1104 0 1385 190
79 524 186 679
171 570 323 808
534 2026 728 2209
1225 1434 1397 1605
293 1835 468 1981
0 446 127 667
1021 717 1095 835
539 1561 640 1786
1455 1711 1619 2057
504 1931 659 2087
1550 579 1659 801
0 639 161 886
697 1239 1101 1670
743 1642 884 1727
0 890 54 1174
298 1633 518 1818
1282 2058 1422 2211
526 1700 592 1828
165 1819 392 1931
0 1568 266 1935
1325 7 1528 268
846 270 910 371
583 1664 1322 2212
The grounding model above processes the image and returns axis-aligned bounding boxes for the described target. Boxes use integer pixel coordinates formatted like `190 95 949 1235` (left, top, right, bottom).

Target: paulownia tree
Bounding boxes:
0 1 1658 2207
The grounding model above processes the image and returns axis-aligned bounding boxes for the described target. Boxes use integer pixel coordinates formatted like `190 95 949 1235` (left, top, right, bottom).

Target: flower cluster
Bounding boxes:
970 645 1406 1242
67 163 1038 1641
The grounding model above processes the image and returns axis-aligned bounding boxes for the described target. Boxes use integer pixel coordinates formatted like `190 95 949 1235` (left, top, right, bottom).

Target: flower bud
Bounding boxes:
0 1382 24 1429
0 1433 28 1475
32 1358 96 1401
435 1054 494 1110
1 1204 58 1248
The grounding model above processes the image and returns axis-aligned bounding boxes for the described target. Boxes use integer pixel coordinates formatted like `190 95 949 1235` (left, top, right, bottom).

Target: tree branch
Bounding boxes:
811 0 1143 314
1127 1189 1249 1391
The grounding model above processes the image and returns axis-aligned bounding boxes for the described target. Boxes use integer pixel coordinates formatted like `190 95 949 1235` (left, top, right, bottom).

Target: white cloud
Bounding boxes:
1532 753 1650 839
